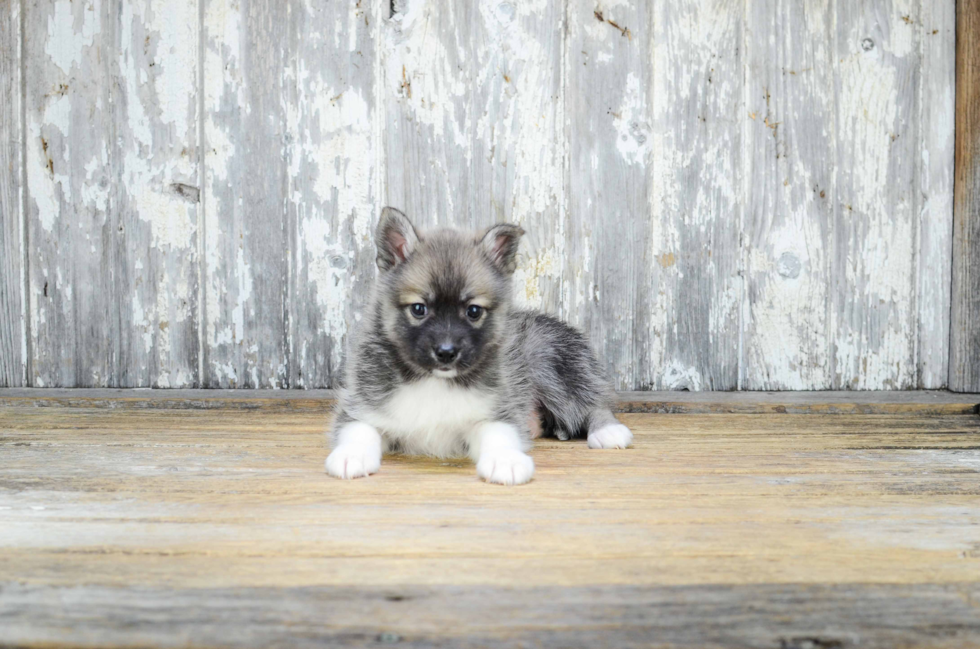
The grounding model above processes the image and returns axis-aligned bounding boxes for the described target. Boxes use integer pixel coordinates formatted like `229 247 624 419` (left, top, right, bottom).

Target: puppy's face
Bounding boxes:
374 208 523 379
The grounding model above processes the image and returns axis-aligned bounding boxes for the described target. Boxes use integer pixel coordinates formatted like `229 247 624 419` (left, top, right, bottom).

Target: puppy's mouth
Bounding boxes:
432 367 458 379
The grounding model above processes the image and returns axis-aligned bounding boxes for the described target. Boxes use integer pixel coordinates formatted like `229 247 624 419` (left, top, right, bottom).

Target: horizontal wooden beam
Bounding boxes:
4 582 979 649
1 388 977 415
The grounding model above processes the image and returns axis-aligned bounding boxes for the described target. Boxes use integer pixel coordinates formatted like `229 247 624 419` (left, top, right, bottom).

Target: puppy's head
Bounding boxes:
374 207 523 379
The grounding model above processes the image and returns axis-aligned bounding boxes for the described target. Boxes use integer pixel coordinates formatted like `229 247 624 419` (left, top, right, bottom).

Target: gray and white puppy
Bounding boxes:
326 207 632 485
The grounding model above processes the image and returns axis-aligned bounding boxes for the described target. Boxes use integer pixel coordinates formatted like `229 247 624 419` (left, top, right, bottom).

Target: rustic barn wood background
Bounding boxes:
0 0 964 390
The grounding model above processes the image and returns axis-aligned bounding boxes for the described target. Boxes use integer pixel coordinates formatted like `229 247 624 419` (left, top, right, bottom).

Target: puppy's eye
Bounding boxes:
410 303 427 318
466 305 484 321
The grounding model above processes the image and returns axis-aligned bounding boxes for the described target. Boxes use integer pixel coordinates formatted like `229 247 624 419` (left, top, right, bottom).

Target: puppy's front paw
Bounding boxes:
325 443 381 479
477 448 535 485
587 423 633 449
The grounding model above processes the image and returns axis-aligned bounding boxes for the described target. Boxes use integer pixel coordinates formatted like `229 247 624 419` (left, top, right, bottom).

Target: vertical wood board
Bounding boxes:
833 0 920 389
650 0 743 390
564 0 656 391
743 0 835 390
0 0 24 386
951 0 980 391
916 0 955 388
24 0 116 387
112 0 201 387
203 0 289 388
383 0 565 317
285 0 381 388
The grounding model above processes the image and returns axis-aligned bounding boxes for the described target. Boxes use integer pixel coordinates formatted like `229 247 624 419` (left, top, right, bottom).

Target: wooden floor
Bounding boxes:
1 391 980 648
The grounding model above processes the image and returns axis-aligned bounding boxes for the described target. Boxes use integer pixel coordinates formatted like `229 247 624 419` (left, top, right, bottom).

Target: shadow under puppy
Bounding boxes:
326 207 633 485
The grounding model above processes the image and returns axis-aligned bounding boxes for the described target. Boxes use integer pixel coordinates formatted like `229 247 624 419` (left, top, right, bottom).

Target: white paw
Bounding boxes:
325 443 381 479
587 423 633 449
476 448 535 485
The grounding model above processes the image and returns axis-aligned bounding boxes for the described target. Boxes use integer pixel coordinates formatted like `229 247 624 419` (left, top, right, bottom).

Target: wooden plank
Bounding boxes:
383 0 564 315
1 407 979 646
0 388 337 411
0 408 978 588
833 0 920 389
563 0 655 391
951 0 980 391
742 0 834 390
917 0 956 388
1 388 978 414
3 583 979 649
614 390 980 415
0 0 24 387
112 0 201 387
202 0 289 388
651 0 743 390
285 0 380 388
24 0 116 387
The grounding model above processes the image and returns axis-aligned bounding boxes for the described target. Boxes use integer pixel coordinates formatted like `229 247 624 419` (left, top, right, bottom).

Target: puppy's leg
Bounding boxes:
471 421 535 486
325 421 383 479
586 408 633 449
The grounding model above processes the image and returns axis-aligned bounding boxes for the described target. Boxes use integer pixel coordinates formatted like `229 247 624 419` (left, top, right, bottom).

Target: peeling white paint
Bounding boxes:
385 0 469 147
298 216 348 368
661 360 703 391
28 94 74 233
45 0 101 76
13 0 956 391
132 185 196 250
513 250 557 309
613 73 652 165
26 129 62 234
147 0 198 135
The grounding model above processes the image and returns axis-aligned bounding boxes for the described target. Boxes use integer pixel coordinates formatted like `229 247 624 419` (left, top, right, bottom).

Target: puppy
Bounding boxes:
325 207 633 485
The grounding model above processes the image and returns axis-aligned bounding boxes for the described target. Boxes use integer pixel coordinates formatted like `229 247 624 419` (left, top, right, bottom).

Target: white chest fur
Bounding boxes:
362 377 496 457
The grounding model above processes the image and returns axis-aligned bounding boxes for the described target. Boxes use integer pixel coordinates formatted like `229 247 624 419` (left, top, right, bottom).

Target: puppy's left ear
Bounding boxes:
479 223 524 275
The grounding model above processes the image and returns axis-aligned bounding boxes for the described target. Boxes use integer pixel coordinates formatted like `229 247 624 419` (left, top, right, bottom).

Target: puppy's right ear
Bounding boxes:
375 207 420 271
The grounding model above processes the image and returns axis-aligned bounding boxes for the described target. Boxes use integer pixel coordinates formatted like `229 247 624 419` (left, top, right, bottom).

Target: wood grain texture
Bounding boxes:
917 0 956 389
833 0 921 389
202 0 289 388
383 0 565 315
23 0 200 388
0 0 24 387
1 0 964 391
952 0 980 392
743 0 835 390
4 584 980 649
564 0 655 391
24 0 117 387
651 0 743 391
1 406 979 646
112 0 201 387
285 0 380 388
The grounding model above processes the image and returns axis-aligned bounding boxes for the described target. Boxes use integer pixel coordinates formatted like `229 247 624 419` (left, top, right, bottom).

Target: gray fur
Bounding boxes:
332 208 619 455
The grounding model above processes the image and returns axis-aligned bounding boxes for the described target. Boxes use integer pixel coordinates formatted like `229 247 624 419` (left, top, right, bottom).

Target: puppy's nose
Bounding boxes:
434 343 459 364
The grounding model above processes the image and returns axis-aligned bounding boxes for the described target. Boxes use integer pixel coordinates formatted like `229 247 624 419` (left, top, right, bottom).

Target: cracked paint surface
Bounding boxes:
3 0 957 390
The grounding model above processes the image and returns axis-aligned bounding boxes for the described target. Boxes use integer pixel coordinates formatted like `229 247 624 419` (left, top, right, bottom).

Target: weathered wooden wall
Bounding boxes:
0 0 958 390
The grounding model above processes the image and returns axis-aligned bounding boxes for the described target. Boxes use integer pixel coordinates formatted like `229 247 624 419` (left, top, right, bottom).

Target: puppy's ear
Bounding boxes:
376 207 421 271
479 223 524 275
